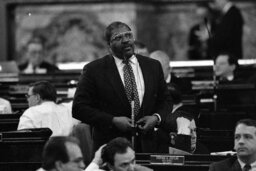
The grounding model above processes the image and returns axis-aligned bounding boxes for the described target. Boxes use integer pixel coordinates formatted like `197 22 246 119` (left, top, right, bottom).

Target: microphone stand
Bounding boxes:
204 18 218 111
124 56 136 149
213 65 218 111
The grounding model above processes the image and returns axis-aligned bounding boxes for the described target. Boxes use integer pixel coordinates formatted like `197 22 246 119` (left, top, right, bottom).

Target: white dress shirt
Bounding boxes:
18 101 73 136
113 55 145 105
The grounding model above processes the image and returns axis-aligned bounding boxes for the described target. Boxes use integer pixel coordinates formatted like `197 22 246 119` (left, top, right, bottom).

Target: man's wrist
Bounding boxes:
153 113 161 125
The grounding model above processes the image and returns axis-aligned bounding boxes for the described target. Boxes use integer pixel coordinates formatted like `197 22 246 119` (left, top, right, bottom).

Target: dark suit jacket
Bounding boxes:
211 5 244 59
18 61 59 73
72 54 172 152
209 156 242 171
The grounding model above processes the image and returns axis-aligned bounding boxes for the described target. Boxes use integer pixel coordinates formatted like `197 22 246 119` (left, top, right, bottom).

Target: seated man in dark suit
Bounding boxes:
155 85 209 154
19 37 59 74
209 118 256 171
214 52 240 83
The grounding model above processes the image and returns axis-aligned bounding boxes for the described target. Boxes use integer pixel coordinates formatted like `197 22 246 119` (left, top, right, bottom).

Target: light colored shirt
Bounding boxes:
85 162 104 171
18 101 73 136
238 158 256 171
23 63 47 74
113 55 144 105
0 98 12 114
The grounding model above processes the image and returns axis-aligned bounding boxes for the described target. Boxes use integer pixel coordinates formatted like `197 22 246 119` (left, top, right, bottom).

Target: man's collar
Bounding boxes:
113 54 137 65
166 73 171 83
238 157 256 169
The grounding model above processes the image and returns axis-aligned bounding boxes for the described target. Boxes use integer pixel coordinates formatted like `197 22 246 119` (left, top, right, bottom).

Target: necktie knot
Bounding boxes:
123 58 130 65
244 164 251 171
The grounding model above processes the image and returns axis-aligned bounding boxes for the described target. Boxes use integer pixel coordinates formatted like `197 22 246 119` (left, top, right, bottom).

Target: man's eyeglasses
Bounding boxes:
110 31 133 42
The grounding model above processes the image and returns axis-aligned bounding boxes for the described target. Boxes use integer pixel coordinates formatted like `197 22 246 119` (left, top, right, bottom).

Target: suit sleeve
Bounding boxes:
72 65 114 128
208 163 216 171
154 61 173 124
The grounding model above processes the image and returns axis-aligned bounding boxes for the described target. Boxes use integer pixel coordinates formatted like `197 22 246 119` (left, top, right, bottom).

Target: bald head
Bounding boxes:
150 50 171 80
214 0 229 11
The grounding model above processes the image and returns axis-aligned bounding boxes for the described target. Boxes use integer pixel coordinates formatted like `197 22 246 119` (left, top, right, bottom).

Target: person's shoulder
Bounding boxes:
228 5 243 17
40 61 59 71
18 62 29 71
210 156 238 170
136 54 162 67
0 98 10 105
84 55 111 69
134 164 153 171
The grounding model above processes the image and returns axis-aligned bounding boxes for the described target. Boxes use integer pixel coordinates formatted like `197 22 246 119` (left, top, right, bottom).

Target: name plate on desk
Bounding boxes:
150 155 184 165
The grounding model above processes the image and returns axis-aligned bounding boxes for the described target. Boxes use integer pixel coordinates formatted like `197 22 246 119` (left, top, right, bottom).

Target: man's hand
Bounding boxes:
112 117 133 132
136 115 158 133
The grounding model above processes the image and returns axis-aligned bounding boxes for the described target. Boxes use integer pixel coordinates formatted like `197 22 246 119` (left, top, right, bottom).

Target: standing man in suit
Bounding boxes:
209 119 256 171
72 21 172 153
211 0 244 59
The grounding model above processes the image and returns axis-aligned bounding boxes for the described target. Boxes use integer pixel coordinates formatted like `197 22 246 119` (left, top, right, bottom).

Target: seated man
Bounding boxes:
19 37 59 74
86 137 152 171
149 50 192 94
37 136 85 171
214 52 239 83
155 85 209 154
209 119 256 171
17 81 74 136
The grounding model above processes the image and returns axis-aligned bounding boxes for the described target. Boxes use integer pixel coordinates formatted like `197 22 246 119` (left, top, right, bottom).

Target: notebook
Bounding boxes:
0 61 19 73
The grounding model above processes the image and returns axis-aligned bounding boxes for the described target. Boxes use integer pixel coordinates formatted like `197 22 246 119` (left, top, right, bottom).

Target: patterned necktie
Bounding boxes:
123 60 140 116
244 164 251 171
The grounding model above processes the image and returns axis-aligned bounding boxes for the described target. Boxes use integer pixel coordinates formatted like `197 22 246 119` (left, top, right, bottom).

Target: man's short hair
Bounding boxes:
42 136 80 170
235 119 256 129
102 137 133 165
30 81 57 102
104 21 131 45
26 37 45 50
215 52 238 66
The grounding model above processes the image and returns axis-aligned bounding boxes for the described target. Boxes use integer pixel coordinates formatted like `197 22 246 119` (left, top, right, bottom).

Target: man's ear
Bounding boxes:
35 94 42 103
55 160 64 170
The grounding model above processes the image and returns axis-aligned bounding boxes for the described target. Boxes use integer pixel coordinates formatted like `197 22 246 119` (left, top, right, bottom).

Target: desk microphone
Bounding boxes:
204 17 218 111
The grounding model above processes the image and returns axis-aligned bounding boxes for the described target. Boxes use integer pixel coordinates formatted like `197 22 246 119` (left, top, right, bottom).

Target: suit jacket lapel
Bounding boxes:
105 55 130 108
231 159 242 171
136 55 152 110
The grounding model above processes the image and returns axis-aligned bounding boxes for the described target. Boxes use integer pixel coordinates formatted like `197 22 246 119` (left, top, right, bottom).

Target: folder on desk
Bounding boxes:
0 61 19 73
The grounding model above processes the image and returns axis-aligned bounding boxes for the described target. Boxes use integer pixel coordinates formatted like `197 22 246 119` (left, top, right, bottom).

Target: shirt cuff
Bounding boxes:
153 113 161 125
